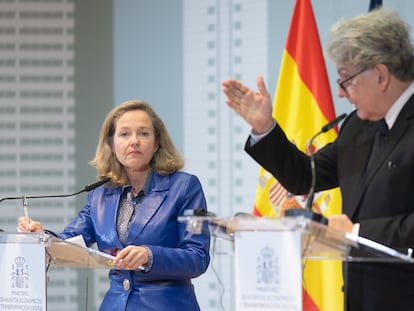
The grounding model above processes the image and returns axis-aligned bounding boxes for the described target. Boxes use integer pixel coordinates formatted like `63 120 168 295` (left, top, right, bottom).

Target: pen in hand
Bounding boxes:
22 195 30 224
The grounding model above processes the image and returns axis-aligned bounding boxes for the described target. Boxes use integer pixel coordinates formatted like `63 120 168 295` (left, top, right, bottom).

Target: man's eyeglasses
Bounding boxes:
336 68 367 92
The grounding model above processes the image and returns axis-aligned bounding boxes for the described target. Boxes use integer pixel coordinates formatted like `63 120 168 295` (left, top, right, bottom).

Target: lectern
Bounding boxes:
0 232 115 310
180 215 414 311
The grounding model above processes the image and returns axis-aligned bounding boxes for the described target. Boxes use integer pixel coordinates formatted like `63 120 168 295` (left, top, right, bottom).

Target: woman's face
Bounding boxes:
112 110 158 174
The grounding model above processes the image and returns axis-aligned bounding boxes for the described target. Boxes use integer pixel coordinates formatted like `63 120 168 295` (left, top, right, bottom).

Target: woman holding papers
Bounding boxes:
18 100 210 311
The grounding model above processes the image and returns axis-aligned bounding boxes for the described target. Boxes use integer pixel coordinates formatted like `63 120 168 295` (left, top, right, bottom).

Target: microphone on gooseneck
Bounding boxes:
82 177 112 192
284 113 347 224
0 177 111 234
320 113 347 133
0 177 111 203
305 113 347 211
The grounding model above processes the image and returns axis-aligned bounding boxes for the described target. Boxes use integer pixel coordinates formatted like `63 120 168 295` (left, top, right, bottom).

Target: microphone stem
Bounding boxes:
0 178 110 204
285 114 346 224
0 190 84 203
305 153 316 210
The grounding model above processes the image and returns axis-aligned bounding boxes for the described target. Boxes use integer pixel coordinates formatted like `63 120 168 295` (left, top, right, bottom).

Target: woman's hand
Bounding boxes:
113 245 149 270
17 216 44 232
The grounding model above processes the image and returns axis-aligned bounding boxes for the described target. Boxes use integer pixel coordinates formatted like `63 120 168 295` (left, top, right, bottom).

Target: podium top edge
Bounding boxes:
0 232 48 244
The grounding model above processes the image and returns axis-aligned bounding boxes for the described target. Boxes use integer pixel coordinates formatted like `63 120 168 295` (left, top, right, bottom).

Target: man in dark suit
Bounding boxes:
222 7 414 311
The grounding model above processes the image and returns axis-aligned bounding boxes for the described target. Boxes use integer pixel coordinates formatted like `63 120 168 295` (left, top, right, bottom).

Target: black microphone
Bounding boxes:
185 208 216 217
320 113 347 133
83 177 112 192
284 114 347 224
305 113 347 210
0 177 111 203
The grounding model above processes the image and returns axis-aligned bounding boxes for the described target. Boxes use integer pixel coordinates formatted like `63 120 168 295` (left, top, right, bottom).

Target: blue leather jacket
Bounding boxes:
58 171 210 311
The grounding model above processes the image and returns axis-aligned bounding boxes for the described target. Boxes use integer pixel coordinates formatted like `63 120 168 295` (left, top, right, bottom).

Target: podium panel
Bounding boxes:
235 230 302 311
182 215 414 262
0 233 46 311
179 215 414 311
0 233 116 311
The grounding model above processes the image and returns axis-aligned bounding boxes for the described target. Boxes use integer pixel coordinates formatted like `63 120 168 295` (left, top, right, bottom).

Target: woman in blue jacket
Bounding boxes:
19 100 210 311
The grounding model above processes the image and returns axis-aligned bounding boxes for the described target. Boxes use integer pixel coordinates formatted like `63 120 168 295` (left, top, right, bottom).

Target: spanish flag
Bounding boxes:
253 0 343 310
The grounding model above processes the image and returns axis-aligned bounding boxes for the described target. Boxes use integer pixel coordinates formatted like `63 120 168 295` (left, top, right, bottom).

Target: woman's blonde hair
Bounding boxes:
90 100 184 186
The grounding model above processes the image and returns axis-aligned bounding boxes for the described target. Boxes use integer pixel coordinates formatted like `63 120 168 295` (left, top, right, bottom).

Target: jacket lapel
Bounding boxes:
349 96 414 218
125 173 169 243
344 123 375 218
99 186 124 247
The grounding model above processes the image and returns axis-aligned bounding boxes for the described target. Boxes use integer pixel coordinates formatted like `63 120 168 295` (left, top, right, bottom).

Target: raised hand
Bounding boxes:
222 75 275 134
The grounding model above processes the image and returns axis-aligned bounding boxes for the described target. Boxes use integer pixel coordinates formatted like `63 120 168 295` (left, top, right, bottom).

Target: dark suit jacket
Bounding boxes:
58 171 210 311
245 95 414 311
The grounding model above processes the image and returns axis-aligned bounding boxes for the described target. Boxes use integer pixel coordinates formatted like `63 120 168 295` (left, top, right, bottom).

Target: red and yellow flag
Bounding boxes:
253 0 343 310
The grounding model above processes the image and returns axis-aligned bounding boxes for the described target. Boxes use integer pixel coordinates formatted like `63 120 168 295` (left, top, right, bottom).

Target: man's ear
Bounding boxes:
375 64 389 83
374 63 390 91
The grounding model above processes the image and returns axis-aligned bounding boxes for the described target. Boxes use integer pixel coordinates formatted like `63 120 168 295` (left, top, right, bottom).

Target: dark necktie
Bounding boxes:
367 119 388 170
